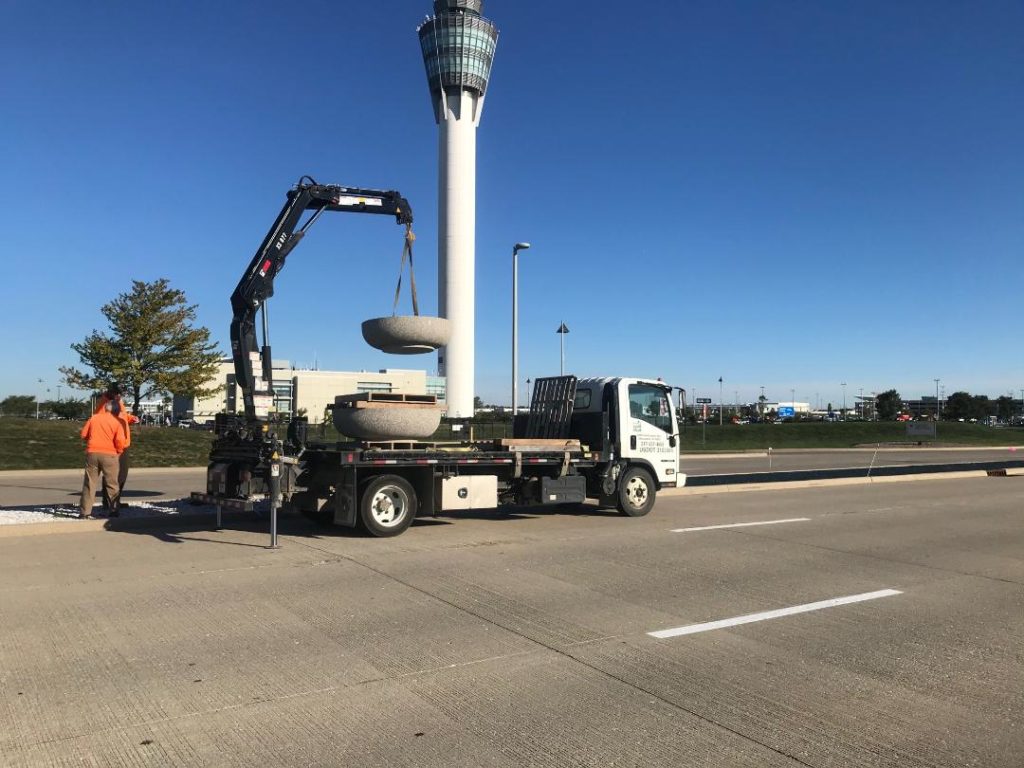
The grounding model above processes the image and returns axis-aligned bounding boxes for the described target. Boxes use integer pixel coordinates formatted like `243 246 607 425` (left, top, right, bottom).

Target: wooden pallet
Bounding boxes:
498 438 582 451
334 392 440 410
336 392 437 405
363 440 465 451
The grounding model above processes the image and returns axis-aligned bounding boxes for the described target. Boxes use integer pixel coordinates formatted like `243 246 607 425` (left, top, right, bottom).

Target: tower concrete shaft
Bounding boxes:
418 0 498 418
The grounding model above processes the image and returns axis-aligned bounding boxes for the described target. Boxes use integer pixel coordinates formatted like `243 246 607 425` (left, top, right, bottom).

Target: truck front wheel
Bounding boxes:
617 467 655 517
359 475 417 537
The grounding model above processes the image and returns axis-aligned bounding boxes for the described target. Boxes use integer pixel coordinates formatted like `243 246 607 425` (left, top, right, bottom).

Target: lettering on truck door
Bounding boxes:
625 383 678 484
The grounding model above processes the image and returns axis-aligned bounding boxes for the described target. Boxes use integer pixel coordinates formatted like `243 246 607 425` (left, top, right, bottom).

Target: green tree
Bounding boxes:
60 279 222 414
995 396 1015 422
942 391 971 421
0 395 36 417
875 389 902 420
969 395 993 421
45 399 91 420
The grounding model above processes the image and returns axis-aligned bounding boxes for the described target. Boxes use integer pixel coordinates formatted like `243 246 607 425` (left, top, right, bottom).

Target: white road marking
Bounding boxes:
648 589 903 639
671 517 810 533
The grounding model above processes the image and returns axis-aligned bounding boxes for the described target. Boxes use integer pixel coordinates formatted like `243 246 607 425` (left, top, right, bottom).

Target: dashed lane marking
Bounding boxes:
648 588 903 639
670 517 810 533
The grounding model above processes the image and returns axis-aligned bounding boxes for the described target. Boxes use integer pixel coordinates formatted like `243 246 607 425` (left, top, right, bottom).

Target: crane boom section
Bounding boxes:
229 180 413 425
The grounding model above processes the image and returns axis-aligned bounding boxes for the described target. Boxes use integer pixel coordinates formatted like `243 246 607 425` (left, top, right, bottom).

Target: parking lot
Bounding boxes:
1 476 1022 767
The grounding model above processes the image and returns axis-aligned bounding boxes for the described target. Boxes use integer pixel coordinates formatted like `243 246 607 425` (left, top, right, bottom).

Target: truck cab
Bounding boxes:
572 377 685 490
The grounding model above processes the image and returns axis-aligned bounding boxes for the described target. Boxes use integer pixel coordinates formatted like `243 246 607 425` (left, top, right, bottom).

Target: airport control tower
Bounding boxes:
418 0 499 418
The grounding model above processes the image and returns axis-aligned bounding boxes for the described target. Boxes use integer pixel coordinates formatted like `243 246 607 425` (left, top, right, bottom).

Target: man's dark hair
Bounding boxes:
106 382 122 396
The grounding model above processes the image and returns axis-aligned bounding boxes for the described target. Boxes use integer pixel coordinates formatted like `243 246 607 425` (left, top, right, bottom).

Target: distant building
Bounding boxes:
173 359 445 423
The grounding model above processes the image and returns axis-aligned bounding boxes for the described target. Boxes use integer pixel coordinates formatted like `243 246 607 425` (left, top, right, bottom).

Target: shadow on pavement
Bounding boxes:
102 501 621 547
66 489 167 500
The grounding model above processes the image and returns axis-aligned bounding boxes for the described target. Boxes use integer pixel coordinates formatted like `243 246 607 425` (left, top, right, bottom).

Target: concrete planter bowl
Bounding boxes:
333 399 442 442
361 315 451 355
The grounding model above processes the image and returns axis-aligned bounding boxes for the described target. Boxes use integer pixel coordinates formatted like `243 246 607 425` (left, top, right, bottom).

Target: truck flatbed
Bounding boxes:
307 439 596 471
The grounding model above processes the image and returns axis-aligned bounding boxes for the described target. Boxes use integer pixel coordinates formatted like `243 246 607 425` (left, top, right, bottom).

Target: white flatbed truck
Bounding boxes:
191 180 684 537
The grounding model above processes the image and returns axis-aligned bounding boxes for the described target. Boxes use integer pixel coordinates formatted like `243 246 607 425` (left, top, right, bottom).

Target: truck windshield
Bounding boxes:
628 384 673 433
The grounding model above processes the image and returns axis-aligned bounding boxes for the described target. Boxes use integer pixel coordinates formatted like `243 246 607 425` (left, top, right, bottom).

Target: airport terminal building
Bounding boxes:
173 360 446 424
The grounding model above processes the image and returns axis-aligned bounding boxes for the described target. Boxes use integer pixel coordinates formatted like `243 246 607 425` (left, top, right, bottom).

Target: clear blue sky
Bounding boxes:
2 0 1022 408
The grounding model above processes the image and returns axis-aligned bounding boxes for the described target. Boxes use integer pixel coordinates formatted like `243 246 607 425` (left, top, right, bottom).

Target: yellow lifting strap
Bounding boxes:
391 224 420 316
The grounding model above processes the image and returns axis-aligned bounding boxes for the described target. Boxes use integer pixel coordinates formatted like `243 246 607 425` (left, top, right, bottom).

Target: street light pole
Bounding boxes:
556 322 570 376
511 242 530 415
841 382 847 421
718 377 723 427
36 378 44 419
934 378 940 421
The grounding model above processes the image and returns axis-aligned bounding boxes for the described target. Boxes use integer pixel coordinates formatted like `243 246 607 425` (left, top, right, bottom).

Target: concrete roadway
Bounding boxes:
1 476 1021 766
1 446 1022 507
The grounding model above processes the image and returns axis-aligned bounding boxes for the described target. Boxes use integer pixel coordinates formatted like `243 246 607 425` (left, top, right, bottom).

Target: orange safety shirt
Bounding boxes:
95 394 138 450
81 411 126 456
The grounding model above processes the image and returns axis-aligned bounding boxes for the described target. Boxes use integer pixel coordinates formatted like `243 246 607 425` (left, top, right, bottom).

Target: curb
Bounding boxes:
663 468 1024 497
0 466 206 479
0 509 263 539
680 446 1024 459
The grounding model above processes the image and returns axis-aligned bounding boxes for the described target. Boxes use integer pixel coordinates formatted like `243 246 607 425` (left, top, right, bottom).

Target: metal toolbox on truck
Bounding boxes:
437 475 498 511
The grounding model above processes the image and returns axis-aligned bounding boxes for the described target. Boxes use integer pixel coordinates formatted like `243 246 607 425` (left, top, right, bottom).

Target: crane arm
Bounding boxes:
229 178 413 425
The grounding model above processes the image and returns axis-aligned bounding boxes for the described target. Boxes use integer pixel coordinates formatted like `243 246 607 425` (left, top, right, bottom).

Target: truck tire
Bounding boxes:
616 466 655 517
359 475 417 537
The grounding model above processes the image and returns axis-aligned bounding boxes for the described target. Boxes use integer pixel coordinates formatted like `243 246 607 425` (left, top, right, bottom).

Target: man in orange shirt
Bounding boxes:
96 383 139 510
79 400 125 518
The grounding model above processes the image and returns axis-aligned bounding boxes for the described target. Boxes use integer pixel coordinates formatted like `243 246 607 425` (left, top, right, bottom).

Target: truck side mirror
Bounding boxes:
669 435 677 448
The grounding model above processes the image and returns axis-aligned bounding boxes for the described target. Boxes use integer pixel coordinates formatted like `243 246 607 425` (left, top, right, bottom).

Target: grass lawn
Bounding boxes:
0 418 214 470
679 421 1024 451
3 417 1020 470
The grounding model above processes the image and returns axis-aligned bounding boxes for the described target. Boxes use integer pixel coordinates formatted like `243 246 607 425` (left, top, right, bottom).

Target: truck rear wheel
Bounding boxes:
359 475 417 537
617 466 655 517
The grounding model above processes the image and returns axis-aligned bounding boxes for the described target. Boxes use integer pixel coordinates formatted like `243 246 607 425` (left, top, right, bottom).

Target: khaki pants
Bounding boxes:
81 453 120 516
118 447 130 491
103 448 130 508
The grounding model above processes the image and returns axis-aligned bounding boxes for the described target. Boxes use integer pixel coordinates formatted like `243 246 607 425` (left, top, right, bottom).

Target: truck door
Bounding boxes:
620 382 680 486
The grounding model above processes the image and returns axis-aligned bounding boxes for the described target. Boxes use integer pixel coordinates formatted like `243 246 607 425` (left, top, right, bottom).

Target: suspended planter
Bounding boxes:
363 225 451 354
362 315 450 354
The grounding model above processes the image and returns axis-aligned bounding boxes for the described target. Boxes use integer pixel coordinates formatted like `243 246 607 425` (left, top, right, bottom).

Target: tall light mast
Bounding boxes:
418 0 499 418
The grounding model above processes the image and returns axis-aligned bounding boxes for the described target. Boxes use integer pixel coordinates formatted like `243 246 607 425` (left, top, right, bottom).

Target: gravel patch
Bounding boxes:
0 499 216 526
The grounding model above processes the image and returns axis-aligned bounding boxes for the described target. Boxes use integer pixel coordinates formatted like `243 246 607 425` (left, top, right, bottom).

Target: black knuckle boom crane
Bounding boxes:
195 177 684 538
231 176 412 427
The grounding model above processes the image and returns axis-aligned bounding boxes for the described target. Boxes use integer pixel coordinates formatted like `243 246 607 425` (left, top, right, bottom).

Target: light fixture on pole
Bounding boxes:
718 377 723 426
556 322 570 375
526 378 532 408
511 242 531 415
